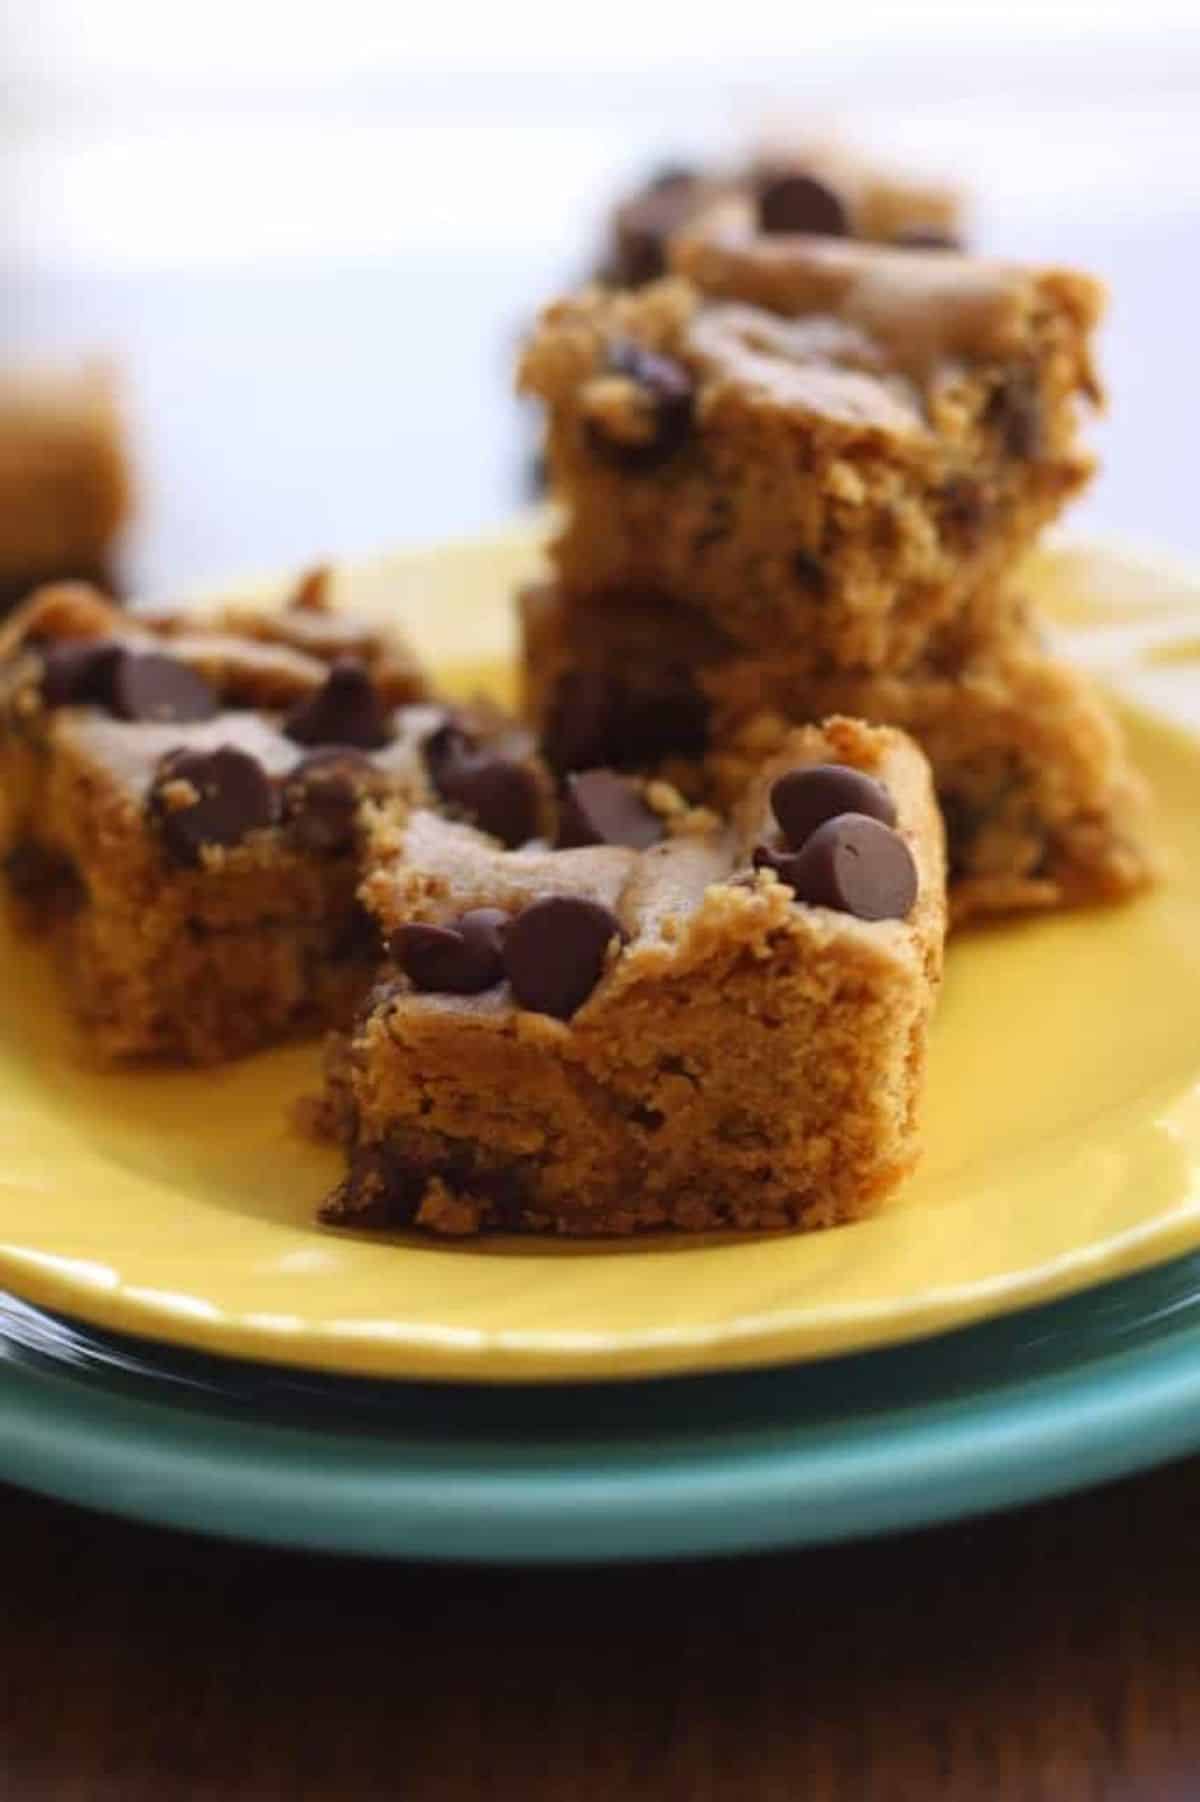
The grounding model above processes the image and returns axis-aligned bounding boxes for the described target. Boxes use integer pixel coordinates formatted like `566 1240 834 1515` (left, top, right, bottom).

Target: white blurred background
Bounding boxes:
3 1 1199 591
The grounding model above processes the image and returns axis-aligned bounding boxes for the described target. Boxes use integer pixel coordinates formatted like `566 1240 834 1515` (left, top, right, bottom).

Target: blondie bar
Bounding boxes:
519 579 1154 924
0 365 132 612
319 717 945 1236
518 240 1102 670
0 579 548 1061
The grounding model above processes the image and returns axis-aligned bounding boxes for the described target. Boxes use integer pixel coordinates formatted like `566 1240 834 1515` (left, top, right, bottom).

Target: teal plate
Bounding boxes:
5 1255 1200 1562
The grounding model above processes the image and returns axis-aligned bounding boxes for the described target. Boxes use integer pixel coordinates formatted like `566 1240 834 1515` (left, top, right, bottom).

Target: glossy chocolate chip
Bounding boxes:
893 228 962 251
589 340 694 471
757 172 849 237
39 639 121 708
282 747 376 853
503 895 624 1019
770 764 897 850
110 651 219 724
424 722 541 847
283 658 393 750
557 770 664 850
149 745 278 864
757 813 917 920
395 907 508 995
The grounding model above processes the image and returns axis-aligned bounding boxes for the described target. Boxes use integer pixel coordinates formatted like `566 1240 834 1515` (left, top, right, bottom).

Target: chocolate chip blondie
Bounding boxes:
318 716 946 1236
518 236 1102 671
0 365 132 612
0 579 548 1061
600 137 964 290
519 578 1154 923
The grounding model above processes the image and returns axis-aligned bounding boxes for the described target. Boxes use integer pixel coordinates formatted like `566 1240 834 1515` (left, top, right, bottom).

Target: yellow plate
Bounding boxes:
2 528 1200 1383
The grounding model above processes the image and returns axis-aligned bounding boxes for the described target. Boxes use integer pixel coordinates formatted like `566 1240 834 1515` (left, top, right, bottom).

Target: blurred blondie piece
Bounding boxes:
519 235 1101 671
0 365 132 613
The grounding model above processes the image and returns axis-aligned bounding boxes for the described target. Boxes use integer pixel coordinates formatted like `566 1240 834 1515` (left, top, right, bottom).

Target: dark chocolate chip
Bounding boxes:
283 657 393 750
589 340 694 471
110 651 219 724
893 228 962 251
282 746 376 853
148 745 278 864
423 722 541 847
757 172 849 238
39 639 122 708
609 168 700 287
557 770 664 850
792 549 827 596
757 813 917 920
986 373 1042 459
939 477 988 546
394 907 508 995
503 895 624 1019
770 763 897 850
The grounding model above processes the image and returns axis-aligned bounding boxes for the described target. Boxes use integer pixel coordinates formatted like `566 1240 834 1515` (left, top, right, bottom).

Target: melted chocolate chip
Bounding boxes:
757 172 849 238
39 640 122 708
110 651 219 724
149 745 278 864
503 895 625 1019
283 658 393 750
770 764 897 850
557 770 664 850
589 340 694 470
423 722 541 847
756 813 917 920
394 908 508 995
282 747 376 854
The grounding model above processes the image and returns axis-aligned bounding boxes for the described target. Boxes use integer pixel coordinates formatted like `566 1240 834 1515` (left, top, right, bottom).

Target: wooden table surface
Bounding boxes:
3 1455 1200 1802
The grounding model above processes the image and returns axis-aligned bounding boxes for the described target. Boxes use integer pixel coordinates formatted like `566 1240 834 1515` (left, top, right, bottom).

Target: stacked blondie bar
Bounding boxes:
518 186 1153 923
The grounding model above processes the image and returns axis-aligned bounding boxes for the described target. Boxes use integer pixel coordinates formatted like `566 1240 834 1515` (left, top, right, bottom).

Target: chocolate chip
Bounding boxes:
757 172 849 238
503 895 624 1019
792 549 827 595
893 228 962 251
39 640 121 708
939 477 988 547
609 168 699 287
770 764 897 850
557 770 664 850
149 745 278 864
282 746 376 853
283 658 393 750
756 814 917 920
986 373 1042 459
395 907 508 995
424 722 541 847
110 651 219 724
589 340 694 471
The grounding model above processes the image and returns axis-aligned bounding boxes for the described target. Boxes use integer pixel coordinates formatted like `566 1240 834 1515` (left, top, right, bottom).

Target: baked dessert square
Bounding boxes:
319 717 946 1237
518 231 1102 671
0 364 132 612
518 578 1155 924
0 578 548 1062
